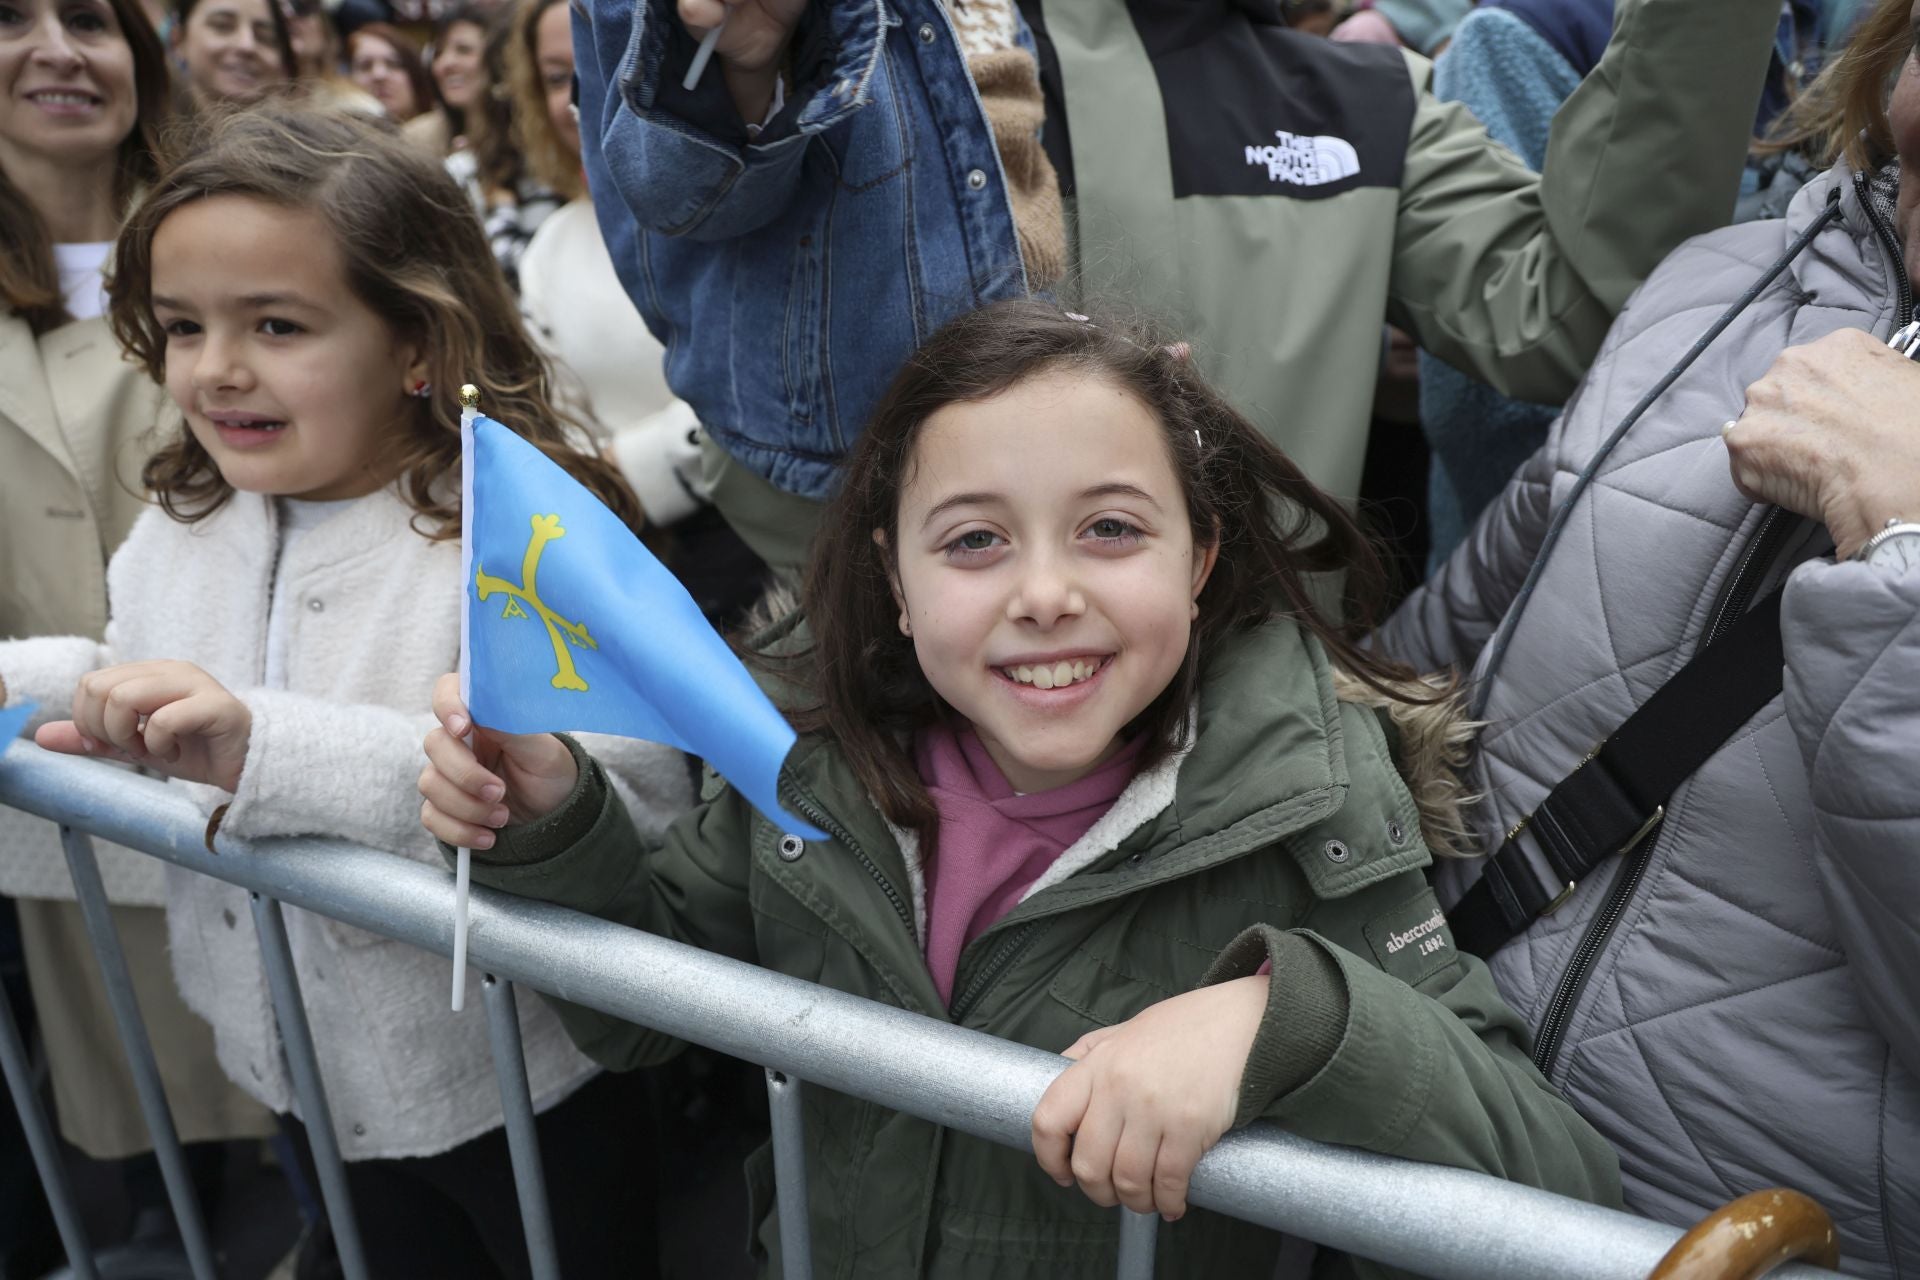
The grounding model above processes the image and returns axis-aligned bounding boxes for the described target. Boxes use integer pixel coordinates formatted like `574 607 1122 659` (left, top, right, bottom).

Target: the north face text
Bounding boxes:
1244 131 1361 187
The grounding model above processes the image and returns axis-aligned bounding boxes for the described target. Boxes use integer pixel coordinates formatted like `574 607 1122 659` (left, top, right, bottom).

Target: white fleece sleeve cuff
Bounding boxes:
609 402 706 527
0 636 111 733
222 688 441 859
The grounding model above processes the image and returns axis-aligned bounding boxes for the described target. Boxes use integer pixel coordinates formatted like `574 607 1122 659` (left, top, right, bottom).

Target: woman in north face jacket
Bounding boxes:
1376 3 1920 1271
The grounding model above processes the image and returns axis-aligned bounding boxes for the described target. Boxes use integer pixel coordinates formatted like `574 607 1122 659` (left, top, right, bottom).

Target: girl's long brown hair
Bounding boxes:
1757 0 1916 170
788 300 1440 847
0 0 172 335
108 104 642 536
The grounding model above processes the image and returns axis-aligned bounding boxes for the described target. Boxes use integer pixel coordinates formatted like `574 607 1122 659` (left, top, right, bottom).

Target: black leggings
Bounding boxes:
283 1068 661 1280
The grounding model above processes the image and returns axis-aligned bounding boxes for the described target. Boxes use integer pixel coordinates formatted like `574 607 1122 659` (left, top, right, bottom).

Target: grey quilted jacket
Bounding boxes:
1377 160 1919 1277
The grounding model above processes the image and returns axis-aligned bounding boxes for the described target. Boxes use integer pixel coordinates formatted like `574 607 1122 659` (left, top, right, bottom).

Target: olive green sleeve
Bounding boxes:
1201 924 1349 1126
460 738 760 1072
1261 932 1621 1210
1388 0 1779 403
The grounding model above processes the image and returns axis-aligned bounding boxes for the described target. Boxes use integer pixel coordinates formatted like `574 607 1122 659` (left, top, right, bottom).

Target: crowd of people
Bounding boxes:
0 0 1915 1276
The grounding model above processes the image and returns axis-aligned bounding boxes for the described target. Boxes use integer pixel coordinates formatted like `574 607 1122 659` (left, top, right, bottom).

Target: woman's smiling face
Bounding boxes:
888 370 1217 794
0 0 137 170
432 18 483 110
171 0 282 105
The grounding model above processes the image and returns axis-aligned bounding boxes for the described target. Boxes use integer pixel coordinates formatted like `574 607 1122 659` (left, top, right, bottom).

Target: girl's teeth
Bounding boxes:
1005 659 1101 688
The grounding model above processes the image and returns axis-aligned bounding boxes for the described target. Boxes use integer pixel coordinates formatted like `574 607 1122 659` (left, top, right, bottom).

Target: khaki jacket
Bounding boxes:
0 310 274 1157
0 311 167 903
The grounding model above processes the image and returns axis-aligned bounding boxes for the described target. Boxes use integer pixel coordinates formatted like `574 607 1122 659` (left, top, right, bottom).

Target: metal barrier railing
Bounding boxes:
0 742 1836 1280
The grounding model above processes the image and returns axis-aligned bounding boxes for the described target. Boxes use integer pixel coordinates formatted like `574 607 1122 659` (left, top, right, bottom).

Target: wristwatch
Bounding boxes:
1853 517 1920 570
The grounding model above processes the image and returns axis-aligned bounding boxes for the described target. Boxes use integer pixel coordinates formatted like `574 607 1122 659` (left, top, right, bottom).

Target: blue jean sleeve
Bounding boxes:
579 0 881 241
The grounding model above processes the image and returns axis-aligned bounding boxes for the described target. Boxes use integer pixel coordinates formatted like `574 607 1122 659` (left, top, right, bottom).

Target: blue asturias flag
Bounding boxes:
459 413 824 839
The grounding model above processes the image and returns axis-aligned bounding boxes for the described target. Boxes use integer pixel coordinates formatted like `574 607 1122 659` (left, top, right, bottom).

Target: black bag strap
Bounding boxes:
1450 587 1787 959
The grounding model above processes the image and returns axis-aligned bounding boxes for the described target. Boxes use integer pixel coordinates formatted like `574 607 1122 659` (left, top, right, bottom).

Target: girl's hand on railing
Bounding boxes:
1030 975 1267 1222
419 672 577 850
35 660 250 792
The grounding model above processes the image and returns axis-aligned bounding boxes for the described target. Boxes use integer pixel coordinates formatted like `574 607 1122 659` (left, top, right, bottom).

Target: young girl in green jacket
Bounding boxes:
418 301 1620 1278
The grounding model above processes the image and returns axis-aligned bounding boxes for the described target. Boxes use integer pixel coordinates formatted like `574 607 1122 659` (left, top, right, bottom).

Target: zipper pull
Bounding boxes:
1888 319 1920 360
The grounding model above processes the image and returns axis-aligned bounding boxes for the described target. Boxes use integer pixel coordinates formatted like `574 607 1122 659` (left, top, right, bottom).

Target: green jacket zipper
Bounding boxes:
948 920 1044 1024
779 775 918 940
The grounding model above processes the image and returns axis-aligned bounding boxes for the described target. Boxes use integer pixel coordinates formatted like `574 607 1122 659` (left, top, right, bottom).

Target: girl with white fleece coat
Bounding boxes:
0 107 691 1277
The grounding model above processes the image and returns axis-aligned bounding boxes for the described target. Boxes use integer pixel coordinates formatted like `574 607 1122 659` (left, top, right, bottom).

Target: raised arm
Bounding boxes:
577 0 868 243
1389 0 1779 403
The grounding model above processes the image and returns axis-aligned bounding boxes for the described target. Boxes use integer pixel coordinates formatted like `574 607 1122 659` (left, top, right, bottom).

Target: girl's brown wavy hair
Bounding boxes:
0 0 172 335
108 103 642 536
786 299 1447 848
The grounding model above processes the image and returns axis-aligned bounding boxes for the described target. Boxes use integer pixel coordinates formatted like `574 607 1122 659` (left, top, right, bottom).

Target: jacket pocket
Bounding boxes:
1046 945 1179 1033
820 36 914 194
781 228 824 433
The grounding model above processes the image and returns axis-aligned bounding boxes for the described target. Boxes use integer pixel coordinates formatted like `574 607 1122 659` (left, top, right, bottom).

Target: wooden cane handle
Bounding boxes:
1647 1188 1839 1280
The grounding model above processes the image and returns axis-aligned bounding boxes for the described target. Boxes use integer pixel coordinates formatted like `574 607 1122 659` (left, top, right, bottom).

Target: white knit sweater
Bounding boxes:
0 487 694 1158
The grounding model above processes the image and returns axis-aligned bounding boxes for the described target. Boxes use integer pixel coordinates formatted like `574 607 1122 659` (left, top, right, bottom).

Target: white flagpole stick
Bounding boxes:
452 384 480 1012
682 10 728 91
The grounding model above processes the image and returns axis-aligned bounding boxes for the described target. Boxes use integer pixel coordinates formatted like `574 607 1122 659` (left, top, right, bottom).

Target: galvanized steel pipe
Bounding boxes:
0 744 1837 1280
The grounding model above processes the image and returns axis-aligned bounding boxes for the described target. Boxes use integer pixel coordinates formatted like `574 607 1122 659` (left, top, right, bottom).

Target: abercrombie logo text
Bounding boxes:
1244 131 1361 187
1385 908 1449 957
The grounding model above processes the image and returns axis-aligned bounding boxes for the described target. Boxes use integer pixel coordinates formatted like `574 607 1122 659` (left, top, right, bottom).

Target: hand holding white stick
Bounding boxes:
683 12 728 91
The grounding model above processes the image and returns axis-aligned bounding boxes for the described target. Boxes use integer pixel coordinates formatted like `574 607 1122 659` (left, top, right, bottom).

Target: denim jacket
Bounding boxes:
575 0 1032 498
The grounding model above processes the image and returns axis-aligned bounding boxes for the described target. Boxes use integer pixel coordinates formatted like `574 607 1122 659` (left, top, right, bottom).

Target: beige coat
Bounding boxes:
0 311 168 904
0 309 272 1157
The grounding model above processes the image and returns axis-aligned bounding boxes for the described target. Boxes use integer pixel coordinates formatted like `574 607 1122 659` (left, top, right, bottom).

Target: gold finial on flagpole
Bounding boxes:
459 384 480 408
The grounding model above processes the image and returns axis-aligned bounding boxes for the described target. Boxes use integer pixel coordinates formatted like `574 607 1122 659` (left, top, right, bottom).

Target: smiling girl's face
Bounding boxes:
888 369 1217 793
150 194 425 502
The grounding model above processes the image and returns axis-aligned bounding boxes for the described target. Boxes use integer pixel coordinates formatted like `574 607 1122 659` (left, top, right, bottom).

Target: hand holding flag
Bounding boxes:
437 390 823 1009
